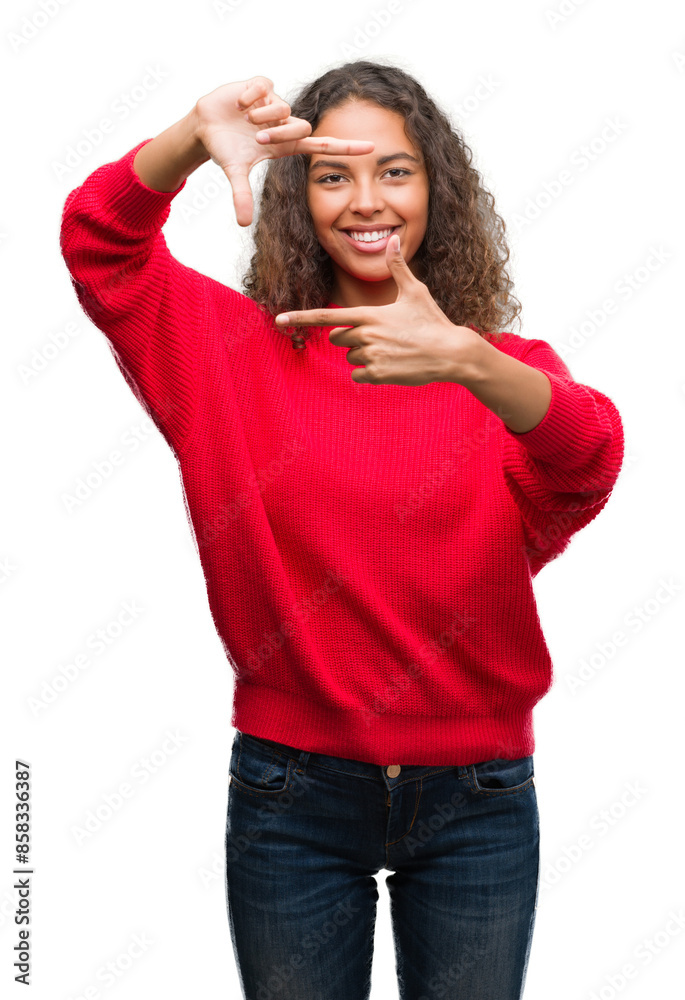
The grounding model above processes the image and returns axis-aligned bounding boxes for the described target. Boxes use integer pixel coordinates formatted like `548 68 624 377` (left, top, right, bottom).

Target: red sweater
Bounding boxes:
60 138 624 766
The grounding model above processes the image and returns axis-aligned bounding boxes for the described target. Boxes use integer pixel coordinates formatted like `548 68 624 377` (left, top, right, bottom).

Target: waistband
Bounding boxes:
239 731 471 781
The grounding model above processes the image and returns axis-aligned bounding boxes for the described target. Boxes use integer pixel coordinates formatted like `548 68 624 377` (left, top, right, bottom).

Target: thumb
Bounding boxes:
386 233 414 291
226 164 254 227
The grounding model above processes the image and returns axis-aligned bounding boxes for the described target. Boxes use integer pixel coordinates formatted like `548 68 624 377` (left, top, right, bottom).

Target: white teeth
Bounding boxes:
347 228 394 243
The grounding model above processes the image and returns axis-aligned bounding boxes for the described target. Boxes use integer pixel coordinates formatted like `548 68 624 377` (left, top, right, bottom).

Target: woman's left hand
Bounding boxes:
274 234 483 387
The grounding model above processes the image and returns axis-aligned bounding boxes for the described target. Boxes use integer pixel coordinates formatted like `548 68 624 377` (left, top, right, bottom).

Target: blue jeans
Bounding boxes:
225 730 540 1000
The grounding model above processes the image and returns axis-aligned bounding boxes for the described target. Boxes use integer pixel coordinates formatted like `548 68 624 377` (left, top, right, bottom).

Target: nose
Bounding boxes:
347 178 386 217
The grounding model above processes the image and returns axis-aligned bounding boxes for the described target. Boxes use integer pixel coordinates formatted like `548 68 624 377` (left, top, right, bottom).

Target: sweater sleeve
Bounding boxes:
500 337 625 576
59 138 204 455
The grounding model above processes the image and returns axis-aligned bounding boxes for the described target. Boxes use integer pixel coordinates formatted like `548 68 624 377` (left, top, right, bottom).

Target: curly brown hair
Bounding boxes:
242 58 521 348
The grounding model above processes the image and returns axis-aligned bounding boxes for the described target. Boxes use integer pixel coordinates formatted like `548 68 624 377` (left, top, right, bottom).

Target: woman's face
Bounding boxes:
306 100 429 305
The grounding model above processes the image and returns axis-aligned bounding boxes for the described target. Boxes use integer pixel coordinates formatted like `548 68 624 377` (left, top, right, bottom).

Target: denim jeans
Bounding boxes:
225 729 540 1000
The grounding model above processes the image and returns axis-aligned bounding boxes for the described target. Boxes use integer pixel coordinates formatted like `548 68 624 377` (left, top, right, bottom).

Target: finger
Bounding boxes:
246 100 291 124
226 165 254 227
329 327 361 339
291 137 375 156
255 117 312 144
274 309 363 327
235 77 274 109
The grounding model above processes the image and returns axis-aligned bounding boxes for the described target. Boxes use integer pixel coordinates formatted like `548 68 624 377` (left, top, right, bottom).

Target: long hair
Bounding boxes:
242 59 520 347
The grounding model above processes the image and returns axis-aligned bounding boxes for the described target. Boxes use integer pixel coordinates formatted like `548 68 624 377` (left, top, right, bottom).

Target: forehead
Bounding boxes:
312 100 418 150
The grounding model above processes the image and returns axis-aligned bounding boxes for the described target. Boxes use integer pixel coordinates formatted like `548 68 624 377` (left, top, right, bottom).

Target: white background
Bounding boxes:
2 0 684 997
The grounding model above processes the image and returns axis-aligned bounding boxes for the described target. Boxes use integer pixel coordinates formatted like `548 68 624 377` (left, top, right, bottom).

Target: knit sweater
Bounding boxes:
60 138 624 766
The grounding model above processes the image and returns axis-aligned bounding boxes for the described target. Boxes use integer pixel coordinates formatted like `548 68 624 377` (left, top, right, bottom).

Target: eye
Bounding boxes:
315 168 413 184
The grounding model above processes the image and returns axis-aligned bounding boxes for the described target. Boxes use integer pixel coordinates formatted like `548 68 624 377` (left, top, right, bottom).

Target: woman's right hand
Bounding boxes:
193 76 374 227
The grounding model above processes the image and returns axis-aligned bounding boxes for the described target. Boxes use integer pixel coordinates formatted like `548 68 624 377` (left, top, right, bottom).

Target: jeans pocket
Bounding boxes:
229 731 294 796
469 755 534 796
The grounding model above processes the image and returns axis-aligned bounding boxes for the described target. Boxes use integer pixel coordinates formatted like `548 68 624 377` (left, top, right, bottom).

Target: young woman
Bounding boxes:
61 60 624 1000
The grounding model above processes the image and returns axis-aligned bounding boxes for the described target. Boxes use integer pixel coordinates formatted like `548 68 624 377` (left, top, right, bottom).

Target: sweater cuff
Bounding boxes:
504 370 600 464
105 138 188 234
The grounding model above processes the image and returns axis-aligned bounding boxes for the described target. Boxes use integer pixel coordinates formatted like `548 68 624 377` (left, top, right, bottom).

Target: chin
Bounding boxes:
354 271 394 283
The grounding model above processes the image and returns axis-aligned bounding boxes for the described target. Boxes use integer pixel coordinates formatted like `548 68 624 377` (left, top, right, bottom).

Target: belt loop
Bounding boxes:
295 749 310 773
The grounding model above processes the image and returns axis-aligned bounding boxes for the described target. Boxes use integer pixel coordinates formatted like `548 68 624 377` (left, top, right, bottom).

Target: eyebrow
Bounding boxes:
308 152 421 171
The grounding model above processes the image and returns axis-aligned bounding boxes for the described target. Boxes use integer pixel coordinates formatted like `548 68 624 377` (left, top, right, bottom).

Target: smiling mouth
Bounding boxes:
338 225 401 252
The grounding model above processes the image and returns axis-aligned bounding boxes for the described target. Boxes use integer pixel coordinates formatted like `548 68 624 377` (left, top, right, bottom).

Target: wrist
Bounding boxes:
133 108 210 193
452 332 553 433
174 106 212 181
186 104 212 166
442 326 492 386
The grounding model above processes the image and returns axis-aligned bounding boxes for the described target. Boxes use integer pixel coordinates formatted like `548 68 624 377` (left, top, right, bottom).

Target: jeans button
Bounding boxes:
386 765 401 778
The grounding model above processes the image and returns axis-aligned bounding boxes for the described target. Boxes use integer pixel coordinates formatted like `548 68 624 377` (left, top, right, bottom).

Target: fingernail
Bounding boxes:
256 131 270 142
275 313 290 323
